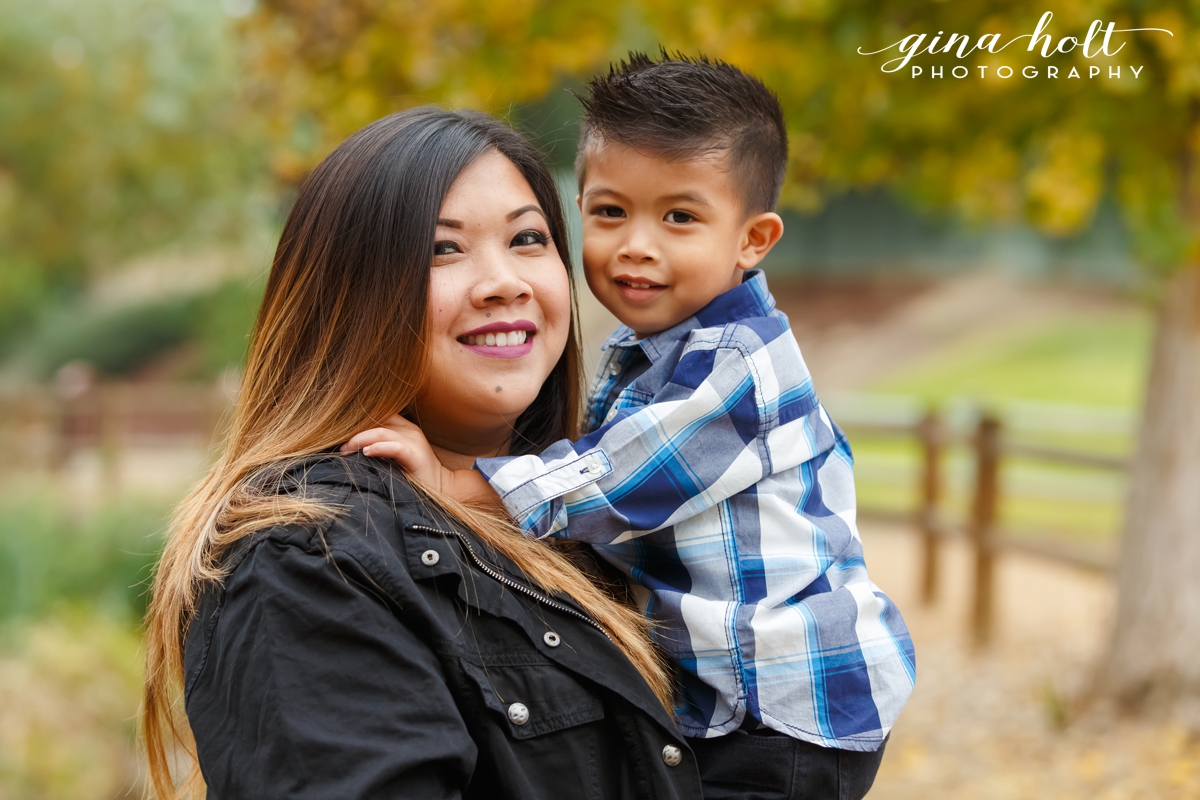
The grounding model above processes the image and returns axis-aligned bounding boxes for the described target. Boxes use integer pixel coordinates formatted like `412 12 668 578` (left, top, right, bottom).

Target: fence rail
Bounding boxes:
841 405 1126 646
1 375 1128 647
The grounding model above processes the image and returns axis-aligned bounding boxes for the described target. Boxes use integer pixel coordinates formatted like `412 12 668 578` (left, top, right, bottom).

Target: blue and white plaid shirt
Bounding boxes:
476 271 915 750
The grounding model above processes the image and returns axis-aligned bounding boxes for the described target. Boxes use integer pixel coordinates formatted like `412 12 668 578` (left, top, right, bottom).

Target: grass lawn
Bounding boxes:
847 305 1152 544
873 308 1152 409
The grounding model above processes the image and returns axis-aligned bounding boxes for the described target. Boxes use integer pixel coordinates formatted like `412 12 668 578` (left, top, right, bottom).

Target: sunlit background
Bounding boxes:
1 1 1196 797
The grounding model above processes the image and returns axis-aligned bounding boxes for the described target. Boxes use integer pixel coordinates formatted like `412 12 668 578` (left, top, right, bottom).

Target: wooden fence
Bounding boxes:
0 372 231 477
0 375 1129 647
841 407 1128 647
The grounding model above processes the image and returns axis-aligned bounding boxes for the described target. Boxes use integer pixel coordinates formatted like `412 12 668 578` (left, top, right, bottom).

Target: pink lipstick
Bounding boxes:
457 319 536 359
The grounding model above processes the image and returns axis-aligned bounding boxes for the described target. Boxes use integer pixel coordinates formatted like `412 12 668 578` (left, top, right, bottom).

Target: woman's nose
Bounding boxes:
471 250 533 306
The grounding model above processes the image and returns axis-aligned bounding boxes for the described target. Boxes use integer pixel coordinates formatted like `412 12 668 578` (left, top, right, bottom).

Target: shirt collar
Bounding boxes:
600 270 775 363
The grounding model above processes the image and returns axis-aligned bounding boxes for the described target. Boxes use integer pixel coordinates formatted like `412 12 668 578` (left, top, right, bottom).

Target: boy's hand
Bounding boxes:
340 415 503 510
341 415 452 493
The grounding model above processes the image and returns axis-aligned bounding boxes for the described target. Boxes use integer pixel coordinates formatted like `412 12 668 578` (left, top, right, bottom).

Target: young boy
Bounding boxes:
354 53 914 797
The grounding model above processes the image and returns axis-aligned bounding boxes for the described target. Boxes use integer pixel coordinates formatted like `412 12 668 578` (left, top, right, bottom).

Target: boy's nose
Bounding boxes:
617 222 659 263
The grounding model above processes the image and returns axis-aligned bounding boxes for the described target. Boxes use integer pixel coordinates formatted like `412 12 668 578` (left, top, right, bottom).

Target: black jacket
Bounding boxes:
184 453 704 799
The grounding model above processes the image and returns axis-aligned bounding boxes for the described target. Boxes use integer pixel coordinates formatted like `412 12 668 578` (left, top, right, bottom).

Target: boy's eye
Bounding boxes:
511 230 549 248
596 206 626 218
434 240 461 256
665 210 695 224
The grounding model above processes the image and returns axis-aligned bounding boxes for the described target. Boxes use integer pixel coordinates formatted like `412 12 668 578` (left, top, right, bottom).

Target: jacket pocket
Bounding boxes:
460 657 605 740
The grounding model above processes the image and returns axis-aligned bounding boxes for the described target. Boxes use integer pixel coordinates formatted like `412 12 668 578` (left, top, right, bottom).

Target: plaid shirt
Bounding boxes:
476 271 915 750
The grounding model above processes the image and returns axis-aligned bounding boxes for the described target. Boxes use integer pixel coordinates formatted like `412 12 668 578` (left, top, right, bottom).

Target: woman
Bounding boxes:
141 107 704 799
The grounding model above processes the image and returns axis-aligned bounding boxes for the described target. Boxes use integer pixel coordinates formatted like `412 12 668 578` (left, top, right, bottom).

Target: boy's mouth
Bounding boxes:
614 276 667 303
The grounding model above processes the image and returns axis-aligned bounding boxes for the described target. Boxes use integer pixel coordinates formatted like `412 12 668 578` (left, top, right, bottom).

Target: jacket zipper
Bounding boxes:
409 524 615 643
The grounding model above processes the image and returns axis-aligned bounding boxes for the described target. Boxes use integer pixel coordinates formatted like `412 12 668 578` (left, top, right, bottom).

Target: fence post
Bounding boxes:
969 412 1001 647
917 408 944 606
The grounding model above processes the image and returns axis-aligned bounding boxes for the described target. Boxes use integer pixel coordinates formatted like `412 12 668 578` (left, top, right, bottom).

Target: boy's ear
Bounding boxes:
576 194 583 212
736 212 785 270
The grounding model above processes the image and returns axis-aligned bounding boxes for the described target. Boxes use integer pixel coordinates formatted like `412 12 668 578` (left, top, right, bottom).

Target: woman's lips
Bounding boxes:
457 320 536 359
459 319 536 337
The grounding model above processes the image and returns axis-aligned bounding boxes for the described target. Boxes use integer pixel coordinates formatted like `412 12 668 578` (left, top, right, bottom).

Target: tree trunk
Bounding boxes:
1103 263 1200 708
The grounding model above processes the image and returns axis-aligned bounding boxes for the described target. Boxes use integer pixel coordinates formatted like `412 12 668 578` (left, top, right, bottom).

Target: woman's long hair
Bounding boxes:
141 107 671 799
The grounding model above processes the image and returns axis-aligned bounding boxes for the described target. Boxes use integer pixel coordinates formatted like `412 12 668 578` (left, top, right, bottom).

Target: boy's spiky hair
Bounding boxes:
575 50 788 214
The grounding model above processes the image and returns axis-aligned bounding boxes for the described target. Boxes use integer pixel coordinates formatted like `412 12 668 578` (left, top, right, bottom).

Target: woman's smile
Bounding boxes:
457 319 537 358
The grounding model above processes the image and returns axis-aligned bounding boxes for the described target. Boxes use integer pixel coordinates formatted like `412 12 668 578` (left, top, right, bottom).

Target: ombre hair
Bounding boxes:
141 107 670 799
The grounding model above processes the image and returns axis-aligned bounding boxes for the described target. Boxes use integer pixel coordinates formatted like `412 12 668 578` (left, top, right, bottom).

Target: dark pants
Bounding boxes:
686 726 886 800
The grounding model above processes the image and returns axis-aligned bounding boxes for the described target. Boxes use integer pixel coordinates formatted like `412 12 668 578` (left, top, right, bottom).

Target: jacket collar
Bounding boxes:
601 269 775 365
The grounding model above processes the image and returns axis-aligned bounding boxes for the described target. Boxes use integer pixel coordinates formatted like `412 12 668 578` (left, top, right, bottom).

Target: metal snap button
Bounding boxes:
420 549 440 566
507 702 530 725
543 631 561 647
608 361 622 376
661 744 682 766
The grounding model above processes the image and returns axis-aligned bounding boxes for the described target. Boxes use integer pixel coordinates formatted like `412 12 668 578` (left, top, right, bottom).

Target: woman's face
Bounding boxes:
410 151 571 458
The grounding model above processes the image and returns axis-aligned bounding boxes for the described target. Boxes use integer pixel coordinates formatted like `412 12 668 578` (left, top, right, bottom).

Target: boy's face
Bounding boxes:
578 141 779 337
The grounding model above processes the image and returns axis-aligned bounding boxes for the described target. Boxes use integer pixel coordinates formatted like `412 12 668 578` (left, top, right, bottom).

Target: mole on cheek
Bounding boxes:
495 386 502 392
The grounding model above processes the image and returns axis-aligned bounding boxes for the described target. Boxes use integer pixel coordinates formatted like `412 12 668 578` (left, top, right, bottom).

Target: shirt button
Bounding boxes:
507 702 530 725
587 459 602 474
420 549 440 566
543 631 561 647
605 407 618 423
661 744 682 767
608 361 622 376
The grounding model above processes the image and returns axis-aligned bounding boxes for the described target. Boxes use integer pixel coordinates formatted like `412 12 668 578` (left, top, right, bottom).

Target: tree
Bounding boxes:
244 0 1200 709
0 0 266 349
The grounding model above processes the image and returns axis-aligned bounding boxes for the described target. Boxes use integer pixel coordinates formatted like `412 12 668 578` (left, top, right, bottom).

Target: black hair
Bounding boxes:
575 50 788 214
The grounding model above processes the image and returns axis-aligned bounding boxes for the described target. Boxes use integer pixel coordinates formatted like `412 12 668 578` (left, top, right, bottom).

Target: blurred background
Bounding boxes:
1 1 1197 797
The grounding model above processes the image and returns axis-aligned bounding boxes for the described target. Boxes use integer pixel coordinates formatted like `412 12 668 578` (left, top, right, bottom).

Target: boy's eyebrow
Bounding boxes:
663 192 713 207
582 186 625 201
437 205 546 229
583 187 713 208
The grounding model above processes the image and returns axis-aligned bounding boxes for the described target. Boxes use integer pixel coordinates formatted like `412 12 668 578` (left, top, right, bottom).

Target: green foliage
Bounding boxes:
0 0 268 332
194 276 266 375
32 297 204 378
248 1 1200 270
0 611 144 799
20 276 265 379
0 487 170 623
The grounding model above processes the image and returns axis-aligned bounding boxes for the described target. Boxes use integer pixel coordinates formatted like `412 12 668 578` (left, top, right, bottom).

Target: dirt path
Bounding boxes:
861 523 1200 799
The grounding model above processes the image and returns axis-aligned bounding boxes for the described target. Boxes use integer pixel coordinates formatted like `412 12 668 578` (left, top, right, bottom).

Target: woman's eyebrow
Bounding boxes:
436 218 463 229
507 204 545 221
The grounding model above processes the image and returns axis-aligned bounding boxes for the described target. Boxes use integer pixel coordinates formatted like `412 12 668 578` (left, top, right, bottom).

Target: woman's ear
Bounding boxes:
736 212 785 270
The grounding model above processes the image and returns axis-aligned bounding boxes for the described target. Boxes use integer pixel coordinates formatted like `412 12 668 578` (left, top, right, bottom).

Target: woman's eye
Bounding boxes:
665 210 695 224
596 206 625 218
511 230 549 247
434 240 461 256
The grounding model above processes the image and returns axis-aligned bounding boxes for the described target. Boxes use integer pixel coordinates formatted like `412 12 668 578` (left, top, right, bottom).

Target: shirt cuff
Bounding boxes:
475 449 613 524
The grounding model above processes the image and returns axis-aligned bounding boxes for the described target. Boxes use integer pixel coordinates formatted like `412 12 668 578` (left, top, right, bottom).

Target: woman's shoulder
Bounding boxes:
184 454 440 691
278 450 421 506
202 453 437 600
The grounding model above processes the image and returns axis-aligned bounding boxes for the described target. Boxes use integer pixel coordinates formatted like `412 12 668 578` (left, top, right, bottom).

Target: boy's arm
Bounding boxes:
476 341 825 542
